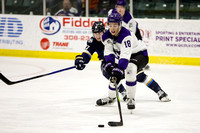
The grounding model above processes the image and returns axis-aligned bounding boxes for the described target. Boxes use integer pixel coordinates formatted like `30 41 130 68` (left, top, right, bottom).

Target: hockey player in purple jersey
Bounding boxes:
74 21 127 101
110 0 150 70
100 0 170 103
98 11 170 110
108 0 142 40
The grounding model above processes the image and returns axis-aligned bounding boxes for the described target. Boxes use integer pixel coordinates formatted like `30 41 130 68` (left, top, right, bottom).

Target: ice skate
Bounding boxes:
120 90 128 101
157 89 171 102
96 97 116 106
127 98 135 110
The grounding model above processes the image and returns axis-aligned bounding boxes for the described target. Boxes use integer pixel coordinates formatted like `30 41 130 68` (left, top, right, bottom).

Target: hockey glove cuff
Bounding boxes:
103 62 114 75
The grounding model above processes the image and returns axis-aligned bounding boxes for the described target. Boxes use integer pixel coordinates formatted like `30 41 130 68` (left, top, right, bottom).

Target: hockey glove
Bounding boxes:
111 67 124 84
103 62 114 76
75 55 86 70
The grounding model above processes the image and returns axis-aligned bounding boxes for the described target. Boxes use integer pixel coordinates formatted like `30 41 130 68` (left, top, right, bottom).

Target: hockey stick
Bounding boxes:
0 66 76 85
108 77 123 127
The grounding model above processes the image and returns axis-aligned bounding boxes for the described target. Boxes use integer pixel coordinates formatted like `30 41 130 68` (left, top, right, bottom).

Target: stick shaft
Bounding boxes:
0 66 75 85
114 81 123 124
108 77 123 126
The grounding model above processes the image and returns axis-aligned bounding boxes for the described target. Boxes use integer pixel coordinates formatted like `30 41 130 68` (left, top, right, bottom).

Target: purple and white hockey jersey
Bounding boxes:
108 9 138 34
102 27 146 70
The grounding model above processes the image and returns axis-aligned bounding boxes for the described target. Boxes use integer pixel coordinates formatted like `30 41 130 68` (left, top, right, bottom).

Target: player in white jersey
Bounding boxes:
97 11 170 110
99 11 148 109
104 0 171 103
108 0 142 40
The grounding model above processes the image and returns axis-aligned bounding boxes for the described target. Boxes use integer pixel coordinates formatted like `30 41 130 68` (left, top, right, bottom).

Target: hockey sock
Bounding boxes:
118 84 125 93
126 81 137 99
125 63 137 99
144 76 161 93
108 83 116 99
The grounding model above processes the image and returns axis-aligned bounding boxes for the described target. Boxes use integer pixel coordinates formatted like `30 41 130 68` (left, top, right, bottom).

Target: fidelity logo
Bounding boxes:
40 17 61 35
0 17 23 37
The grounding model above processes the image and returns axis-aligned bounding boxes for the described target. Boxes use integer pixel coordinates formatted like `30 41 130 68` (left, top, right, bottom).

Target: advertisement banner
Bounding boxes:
137 19 200 57
0 15 106 53
0 14 200 58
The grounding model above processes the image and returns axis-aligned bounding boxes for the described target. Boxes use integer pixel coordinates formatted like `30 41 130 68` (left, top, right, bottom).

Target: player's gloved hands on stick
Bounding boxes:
75 55 86 70
103 62 114 75
110 67 124 84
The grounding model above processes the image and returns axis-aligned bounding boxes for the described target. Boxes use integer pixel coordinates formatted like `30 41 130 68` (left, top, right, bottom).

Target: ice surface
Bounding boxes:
0 56 200 133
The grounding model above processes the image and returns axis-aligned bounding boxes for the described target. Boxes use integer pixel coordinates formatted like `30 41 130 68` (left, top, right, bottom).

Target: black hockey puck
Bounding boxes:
98 124 104 128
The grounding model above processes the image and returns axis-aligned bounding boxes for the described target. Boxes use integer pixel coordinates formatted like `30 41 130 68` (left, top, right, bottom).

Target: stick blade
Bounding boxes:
108 121 123 127
0 73 13 85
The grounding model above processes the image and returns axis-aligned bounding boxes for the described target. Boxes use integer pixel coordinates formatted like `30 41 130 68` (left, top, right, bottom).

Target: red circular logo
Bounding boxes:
40 38 50 50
